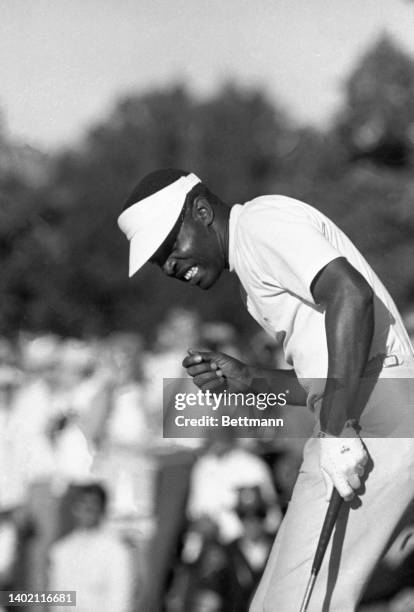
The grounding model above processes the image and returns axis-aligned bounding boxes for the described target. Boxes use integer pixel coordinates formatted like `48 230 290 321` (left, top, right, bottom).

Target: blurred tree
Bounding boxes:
328 34 414 305
193 83 293 200
336 34 414 167
0 126 54 335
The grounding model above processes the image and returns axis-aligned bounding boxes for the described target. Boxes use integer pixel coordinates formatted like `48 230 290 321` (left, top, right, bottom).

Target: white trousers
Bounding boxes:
250 363 414 612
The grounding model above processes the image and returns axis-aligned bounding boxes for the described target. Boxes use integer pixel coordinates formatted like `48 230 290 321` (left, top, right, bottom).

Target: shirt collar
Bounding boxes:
228 204 243 272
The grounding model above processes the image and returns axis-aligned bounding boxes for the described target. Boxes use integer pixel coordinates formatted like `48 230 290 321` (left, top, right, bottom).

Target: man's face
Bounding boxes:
150 200 225 290
72 492 104 529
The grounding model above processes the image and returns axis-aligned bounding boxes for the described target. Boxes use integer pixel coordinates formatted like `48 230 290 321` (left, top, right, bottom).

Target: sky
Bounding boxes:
2 0 414 151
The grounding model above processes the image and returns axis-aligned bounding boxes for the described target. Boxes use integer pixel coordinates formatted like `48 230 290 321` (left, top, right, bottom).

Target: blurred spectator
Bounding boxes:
145 307 202 445
186 435 281 544
165 436 281 611
0 365 26 609
141 309 203 611
49 483 133 612
272 449 304 511
248 330 289 370
180 487 274 611
91 332 156 610
91 332 154 525
2 323 413 610
199 323 242 359
50 338 110 488
0 365 26 510
167 486 276 612
235 486 274 578
0 508 19 612
12 334 63 484
102 332 149 447
49 411 94 491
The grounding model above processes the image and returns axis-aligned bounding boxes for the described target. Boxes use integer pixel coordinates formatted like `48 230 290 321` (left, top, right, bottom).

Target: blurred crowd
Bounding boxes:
0 308 413 611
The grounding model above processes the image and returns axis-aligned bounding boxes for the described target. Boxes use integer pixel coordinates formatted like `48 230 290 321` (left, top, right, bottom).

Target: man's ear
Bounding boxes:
192 195 214 226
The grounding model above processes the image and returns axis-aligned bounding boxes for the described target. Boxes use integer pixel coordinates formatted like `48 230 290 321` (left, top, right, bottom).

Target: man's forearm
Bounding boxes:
319 291 374 435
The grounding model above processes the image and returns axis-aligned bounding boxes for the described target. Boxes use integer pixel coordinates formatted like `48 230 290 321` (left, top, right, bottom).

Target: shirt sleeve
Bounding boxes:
240 206 343 303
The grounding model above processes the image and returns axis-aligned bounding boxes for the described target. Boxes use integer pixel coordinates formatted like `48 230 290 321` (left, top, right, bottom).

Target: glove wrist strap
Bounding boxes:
317 418 359 438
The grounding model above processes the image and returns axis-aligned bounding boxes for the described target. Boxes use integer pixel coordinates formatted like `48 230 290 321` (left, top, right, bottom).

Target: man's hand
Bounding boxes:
319 423 368 501
182 349 252 393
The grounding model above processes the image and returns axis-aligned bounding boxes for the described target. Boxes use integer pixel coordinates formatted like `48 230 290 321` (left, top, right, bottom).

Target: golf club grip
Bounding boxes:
312 488 343 575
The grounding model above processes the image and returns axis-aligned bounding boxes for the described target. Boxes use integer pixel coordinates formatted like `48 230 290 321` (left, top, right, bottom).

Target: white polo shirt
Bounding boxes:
228 196 413 382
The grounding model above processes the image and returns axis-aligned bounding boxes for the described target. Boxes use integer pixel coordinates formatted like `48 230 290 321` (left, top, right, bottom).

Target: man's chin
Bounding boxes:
196 279 211 290
199 270 222 290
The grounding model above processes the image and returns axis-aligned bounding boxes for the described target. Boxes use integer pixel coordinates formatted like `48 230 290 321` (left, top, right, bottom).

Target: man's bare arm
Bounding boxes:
311 257 374 435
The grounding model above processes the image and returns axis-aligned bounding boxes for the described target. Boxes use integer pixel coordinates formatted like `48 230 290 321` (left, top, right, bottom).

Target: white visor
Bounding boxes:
117 173 201 277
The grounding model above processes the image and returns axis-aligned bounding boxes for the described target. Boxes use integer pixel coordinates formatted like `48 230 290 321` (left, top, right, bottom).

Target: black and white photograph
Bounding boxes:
1 1 414 611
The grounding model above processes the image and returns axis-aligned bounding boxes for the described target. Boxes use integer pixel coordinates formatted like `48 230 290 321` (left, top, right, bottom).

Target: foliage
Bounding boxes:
1 36 414 338
336 34 414 167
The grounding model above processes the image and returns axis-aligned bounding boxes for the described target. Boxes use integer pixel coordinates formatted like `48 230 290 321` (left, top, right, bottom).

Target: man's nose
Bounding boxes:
162 257 176 276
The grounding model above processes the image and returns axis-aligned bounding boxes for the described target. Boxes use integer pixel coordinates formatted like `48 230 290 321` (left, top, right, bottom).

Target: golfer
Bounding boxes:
118 169 414 611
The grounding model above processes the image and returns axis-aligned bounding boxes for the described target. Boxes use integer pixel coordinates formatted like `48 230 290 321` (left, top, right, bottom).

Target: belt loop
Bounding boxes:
383 354 403 368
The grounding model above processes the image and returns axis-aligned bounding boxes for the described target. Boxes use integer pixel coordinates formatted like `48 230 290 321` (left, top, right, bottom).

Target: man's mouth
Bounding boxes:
184 266 199 281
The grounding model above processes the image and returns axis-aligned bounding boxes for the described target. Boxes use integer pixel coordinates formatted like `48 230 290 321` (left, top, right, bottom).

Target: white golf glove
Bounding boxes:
318 422 368 501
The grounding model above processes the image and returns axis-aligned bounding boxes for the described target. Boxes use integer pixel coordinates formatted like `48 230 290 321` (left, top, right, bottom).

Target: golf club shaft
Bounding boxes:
313 488 343 574
299 572 316 612
299 488 343 612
